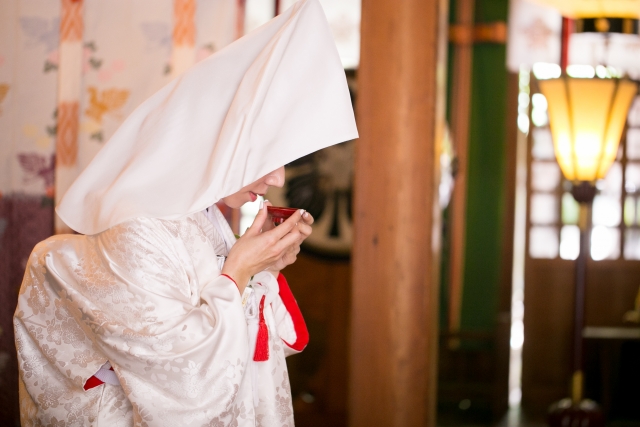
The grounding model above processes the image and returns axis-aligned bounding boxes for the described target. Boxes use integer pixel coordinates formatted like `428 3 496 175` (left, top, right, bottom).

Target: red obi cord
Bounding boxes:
277 273 309 352
83 366 114 391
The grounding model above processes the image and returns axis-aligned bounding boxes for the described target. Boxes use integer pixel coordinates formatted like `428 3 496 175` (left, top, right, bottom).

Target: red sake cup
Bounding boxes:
267 206 298 226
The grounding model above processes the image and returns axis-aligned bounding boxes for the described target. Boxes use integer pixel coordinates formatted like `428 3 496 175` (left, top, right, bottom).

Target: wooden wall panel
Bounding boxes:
281 253 351 427
522 259 640 417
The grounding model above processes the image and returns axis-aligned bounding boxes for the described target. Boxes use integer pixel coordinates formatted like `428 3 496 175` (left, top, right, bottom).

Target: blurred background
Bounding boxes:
1 0 640 426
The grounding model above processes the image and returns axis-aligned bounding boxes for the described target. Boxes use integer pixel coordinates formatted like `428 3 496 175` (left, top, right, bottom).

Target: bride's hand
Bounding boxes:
222 204 309 291
266 202 314 274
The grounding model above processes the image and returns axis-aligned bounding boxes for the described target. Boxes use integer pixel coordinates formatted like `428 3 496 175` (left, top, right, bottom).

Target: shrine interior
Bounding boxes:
1 0 640 426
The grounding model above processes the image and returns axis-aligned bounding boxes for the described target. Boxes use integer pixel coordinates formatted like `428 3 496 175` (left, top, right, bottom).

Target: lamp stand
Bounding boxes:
548 182 604 427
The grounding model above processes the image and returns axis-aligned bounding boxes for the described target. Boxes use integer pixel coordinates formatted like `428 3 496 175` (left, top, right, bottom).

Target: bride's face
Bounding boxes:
222 166 285 209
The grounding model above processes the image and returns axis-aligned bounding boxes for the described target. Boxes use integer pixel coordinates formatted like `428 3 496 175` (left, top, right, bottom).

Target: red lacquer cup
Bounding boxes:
267 206 298 226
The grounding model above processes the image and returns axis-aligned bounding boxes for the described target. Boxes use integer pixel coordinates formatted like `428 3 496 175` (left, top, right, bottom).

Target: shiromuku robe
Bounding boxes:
14 0 355 424
14 206 308 427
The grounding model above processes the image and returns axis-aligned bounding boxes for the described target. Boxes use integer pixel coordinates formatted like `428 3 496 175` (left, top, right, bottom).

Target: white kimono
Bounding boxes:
14 206 308 427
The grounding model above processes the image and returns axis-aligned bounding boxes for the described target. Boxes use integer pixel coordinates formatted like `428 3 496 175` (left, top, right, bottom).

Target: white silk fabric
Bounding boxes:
56 0 358 236
15 207 302 426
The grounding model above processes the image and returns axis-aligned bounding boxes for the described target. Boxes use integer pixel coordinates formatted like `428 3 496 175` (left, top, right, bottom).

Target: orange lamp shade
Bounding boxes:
532 0 640 18
539 77 637 182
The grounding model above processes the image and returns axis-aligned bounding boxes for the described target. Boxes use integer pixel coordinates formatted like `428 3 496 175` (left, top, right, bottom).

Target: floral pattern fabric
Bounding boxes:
0 1 240 422
15 210 299 426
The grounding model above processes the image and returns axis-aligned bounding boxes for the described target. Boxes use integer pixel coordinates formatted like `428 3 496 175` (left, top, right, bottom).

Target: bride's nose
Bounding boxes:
265 166 285 188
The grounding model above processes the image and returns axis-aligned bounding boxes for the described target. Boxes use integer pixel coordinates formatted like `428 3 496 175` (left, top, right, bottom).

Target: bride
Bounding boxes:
13 0 357 425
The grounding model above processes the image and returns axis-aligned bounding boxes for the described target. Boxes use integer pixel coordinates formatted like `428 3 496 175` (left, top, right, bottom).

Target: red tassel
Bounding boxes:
253 295 269 361
83 375 104 391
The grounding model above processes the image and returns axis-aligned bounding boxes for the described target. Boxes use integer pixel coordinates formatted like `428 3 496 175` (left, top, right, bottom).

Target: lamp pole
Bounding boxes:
548 185 604 426
547 18 605 427
569 182 596 405
559 16 595 408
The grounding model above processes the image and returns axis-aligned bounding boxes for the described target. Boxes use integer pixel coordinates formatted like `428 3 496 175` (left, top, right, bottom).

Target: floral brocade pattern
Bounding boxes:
14 213 297 426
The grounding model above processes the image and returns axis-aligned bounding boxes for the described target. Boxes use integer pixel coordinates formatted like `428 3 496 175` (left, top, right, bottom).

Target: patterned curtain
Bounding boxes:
0 0 240 423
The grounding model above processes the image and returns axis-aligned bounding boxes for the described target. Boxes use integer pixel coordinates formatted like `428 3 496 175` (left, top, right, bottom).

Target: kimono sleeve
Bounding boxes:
83 219 251 425
271 273 309 357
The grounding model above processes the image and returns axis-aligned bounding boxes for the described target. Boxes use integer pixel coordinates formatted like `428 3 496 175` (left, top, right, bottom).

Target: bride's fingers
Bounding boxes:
245 202 268 236
281 247 298 265
302 211 314 225
261 200 276 231
272 228 301 255
264 210 302 246
297 222 312 238
266 209 303 241
273 243 301 269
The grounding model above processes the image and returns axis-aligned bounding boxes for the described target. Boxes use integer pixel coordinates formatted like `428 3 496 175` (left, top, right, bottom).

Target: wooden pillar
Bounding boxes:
349 0 449 425
447 0 475 338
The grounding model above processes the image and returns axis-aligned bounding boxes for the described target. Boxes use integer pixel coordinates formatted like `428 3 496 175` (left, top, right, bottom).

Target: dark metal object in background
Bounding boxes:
548 182 604 427
575 18 639 34
571 181 597 204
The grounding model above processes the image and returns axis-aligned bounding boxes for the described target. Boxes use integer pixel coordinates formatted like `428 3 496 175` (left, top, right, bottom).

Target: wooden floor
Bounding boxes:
437 406 640 427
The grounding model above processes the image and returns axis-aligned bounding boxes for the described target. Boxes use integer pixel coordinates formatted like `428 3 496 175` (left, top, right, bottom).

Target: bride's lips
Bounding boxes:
249 192 258 202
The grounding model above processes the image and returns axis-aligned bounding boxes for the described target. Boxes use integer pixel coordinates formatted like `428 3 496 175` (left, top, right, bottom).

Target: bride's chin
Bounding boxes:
220 198 236 210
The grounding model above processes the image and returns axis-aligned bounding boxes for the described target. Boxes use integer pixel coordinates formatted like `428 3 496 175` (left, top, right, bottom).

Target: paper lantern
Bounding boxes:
532 0 640 18
539 77 637 182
